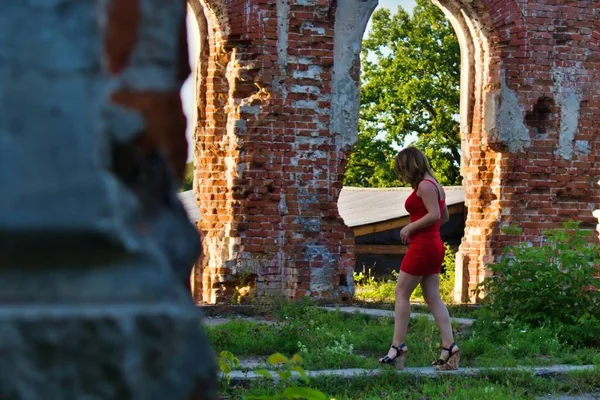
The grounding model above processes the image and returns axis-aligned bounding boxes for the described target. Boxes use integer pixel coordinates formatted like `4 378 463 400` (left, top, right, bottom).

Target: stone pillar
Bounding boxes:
190 0 363 303
0 1 217 398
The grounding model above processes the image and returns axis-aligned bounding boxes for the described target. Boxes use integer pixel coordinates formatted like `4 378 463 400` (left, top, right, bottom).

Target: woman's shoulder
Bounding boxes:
417 178 438 189
417 178 445 200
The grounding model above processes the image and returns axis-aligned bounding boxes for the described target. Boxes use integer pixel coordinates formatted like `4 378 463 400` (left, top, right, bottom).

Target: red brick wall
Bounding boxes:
189 0 354 303
189 0 600 304
449 0 600 301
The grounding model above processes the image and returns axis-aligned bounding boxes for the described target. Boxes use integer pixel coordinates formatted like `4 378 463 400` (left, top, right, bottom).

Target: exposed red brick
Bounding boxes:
104 0 139 75
111 91 188 181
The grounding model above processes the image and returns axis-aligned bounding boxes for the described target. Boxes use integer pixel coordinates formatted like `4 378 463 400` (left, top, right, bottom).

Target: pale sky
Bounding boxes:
367 0 417 31
181 0 416 162
380 0 416 11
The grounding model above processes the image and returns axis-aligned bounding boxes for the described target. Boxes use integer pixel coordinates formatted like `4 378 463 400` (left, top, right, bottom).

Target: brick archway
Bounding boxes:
433 0 505 302
431 0 599 301
188 0 600 304
333 0 509 302
188 0 235 302
186 0 237 304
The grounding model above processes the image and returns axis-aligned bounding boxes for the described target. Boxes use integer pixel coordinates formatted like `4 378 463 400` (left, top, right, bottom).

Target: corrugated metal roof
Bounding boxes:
338 186 464 227
177 190 201 223
177 186 464 228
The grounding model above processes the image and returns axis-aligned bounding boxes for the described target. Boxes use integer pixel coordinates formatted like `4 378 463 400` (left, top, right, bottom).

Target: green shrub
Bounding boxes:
249 353 331 400
475 221 600 347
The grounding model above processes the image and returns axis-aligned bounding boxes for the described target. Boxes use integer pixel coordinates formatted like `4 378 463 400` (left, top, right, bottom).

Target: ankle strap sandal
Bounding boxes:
432 342 460 371
379 343 408 371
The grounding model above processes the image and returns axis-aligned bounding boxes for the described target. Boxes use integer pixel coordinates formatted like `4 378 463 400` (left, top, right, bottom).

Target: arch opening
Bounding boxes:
335 0 502 303
183 0 243 304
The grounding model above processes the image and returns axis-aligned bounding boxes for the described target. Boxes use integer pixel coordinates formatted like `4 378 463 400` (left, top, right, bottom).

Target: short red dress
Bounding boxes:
400 179 446 276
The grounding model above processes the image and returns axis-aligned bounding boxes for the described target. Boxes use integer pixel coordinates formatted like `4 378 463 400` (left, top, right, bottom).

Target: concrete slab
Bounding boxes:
318 306 475 326
537 393 600 400
229 364 596 382
203 317 277 327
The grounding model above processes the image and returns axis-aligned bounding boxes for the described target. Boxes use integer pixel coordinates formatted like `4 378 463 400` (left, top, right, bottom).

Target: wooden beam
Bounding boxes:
448 203 465 217
352 216 410 237
355 244 409 255
352 203 465 237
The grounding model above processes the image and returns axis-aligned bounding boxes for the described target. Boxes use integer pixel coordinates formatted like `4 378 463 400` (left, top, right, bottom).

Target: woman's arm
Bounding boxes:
399 181 441 243
440 204 450 226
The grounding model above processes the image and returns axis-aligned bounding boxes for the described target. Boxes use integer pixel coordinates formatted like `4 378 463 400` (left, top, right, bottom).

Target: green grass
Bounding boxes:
222 369 600 399
353 278 397 303
204 301 600 371
209 301 600 399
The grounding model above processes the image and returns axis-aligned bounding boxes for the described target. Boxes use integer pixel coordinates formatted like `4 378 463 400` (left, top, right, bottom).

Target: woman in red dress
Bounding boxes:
378 147 460 371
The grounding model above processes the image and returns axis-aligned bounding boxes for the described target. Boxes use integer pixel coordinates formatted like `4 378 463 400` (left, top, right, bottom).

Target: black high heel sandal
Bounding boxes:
378 343 408 370
432 342 460 371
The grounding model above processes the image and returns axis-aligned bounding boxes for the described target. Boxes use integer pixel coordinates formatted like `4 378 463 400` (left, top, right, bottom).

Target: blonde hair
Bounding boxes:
394 147 437 188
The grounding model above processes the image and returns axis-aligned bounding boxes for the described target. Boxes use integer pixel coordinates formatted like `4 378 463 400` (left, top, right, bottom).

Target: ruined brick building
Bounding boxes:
187 0 600 304
6 0 599 397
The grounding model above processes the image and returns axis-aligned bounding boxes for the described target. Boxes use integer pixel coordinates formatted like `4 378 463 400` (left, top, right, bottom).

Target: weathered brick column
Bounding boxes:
0 1 216 398
189 0 373 303
435 0 600 302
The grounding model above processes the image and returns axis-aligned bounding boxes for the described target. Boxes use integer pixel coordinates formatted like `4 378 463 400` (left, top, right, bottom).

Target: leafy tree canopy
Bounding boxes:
344 0 461 187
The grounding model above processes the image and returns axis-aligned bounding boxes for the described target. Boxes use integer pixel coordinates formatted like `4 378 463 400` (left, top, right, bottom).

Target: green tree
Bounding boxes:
179 162 194 192
343 121 400 188
344 0 461 187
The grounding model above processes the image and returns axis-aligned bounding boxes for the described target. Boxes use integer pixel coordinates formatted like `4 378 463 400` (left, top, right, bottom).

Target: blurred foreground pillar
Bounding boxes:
0 1 217 399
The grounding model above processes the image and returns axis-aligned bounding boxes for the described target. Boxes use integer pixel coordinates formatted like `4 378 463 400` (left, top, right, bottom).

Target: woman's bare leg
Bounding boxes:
420 274 458 358
382 271 422 359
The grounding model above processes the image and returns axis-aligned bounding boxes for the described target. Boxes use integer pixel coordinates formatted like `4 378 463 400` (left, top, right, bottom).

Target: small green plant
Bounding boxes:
218 350 240 385
475 221 600 347
248 353 330 400
439 243 456 303
353 267 398 303
297 333 355 364
353 267 377 285
354 242 456 304
323 334 354 356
